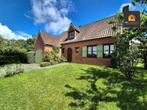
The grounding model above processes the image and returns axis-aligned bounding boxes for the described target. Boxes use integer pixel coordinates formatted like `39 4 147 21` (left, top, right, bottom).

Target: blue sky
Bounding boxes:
0 0 141 39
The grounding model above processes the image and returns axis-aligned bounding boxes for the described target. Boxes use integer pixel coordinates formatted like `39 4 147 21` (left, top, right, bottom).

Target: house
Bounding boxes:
59 16 117 66
34 32 59 62
34 16 118 66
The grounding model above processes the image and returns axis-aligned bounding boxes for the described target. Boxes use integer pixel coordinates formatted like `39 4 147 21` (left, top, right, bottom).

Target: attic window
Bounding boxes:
68 31 75 40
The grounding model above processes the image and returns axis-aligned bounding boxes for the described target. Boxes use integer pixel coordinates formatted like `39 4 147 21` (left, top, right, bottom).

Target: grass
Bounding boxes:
0 63 146 110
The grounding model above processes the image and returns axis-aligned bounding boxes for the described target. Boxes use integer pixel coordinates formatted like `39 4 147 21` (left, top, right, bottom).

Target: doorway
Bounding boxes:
67 48 72 62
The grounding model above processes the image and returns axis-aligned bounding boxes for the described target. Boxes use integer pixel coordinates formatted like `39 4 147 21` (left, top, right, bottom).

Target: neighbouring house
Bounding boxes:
59 16 118 66
34 32 59 62
34 16 118 66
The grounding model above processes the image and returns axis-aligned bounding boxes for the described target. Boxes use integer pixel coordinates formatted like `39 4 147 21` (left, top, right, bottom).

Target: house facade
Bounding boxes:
60 16 116 66
34 16 117 66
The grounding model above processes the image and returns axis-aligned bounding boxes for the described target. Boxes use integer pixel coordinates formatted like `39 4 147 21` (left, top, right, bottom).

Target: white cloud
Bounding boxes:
31 0 72 34
120 3 137 12
0 23 31 40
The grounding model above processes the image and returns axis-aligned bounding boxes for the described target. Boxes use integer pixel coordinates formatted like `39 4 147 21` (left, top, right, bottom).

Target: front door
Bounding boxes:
67 48 72 62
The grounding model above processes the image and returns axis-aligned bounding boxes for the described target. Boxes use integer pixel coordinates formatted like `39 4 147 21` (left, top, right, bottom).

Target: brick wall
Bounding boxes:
34 36 53 61
61 37 114 66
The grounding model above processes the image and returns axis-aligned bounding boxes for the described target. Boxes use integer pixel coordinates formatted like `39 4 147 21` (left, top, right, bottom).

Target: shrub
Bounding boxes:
40 61 59 67
0 48 27 65
0 64 24 77
60 56 67 63
44 50 61 63
44 46 66 66
40 62 52 67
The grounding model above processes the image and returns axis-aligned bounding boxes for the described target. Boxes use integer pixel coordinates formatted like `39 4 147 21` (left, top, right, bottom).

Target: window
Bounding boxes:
75 47 79 53
62 48 64 53
68 31 75 39
110 44 114 54
103 44 114 57
87 45 97 58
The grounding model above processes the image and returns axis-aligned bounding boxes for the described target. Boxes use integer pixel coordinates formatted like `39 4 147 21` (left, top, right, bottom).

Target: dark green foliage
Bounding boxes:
0 35 36 65
0 48 27 65
25 37 36 51
109 13 147 80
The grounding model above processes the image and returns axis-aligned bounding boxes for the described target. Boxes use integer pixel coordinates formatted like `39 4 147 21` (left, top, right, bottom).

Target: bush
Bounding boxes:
43 46 67 66
0 48 27 65
60 56 67 63
40 62 52 67
40 61 59 67
44 46 61 63
0 64 24 77
44 46 67 63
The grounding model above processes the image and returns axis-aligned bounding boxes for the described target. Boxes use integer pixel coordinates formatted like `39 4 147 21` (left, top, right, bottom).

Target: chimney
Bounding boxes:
123 5 129 13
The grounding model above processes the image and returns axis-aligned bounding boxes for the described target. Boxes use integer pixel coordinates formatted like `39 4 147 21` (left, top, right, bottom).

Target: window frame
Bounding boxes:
68 31 75 40
87 45 97 58
103 44 114 58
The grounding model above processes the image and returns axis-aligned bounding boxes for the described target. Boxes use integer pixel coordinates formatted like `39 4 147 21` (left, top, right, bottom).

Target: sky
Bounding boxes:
0 0 143 40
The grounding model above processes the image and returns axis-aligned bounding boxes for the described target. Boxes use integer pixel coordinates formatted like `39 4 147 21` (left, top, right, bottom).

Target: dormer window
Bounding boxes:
67 23 80 40
68 31 75 40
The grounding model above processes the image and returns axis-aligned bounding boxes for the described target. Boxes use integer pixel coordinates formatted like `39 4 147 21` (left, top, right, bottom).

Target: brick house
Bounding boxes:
34 32 59 60
34 16 117 66
59 16 117 66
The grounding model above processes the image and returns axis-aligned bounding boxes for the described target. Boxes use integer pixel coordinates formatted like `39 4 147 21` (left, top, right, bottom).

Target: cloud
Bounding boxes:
0 23 31 40
31 0 72 34
120 3 137 12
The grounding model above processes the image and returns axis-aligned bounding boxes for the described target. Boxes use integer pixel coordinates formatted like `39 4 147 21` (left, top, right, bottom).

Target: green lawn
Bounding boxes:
0 64 147 110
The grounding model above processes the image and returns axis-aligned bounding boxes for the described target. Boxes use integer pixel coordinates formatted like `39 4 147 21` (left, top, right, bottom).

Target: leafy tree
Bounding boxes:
132 0 147 13
25 37 36 51
132 0 147 5
132 0 147 69
110 13 147 80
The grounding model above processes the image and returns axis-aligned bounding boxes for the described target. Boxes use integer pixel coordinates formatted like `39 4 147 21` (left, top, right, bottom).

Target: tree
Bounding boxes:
132 0 147 14
131 0 147 69
110 13 147 80
132 0 147 5
25 37 36 51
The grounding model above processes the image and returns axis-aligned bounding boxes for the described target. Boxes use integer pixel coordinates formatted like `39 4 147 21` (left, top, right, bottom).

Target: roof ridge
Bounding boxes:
40 31 58 38
79 15 116 28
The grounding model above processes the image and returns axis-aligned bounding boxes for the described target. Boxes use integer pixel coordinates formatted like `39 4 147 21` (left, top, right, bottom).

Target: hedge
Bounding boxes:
0 64 24 77
0 48 27 65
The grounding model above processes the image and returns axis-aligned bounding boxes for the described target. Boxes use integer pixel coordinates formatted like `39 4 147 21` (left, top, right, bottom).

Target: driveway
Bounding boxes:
23 63 68 71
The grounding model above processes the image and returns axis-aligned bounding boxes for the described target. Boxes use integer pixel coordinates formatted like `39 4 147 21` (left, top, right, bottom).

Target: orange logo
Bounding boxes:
128 14 136 22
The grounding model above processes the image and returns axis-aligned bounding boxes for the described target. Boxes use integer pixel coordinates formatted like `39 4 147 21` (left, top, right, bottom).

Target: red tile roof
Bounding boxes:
59 16 118 44
39 32 59 46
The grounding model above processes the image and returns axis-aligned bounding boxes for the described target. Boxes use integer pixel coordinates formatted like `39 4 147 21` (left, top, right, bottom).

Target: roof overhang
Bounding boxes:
61 36 112 45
